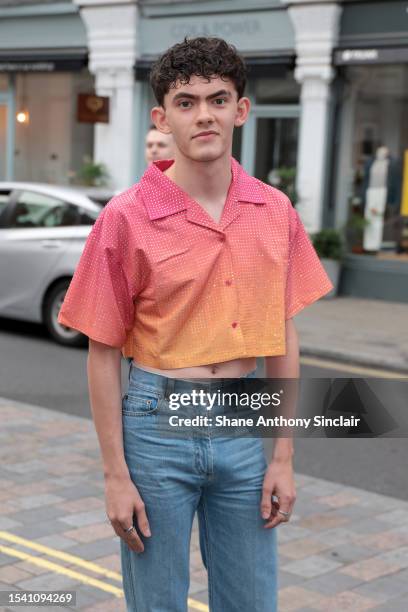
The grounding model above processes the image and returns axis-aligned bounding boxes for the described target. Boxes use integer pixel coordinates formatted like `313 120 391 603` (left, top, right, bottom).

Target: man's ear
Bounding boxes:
234 96 251 128
151 106 172 134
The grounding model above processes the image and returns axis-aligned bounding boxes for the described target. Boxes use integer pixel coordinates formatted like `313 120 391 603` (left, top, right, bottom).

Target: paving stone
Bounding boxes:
93 554 122 574
82 597 127 611
63 523 114 544
11 494 65 511
0 517 22 530
53 484 103 500
352 571 408 603
71 584 112 609
34 535 78 551
3 460 49 475
59 510 107 528
55 497 105 514
11 519 74 539
324 589 377 610
278 585 330 611
302 571 363 596
276 525 313 543
0 564 32 584
11 506 64 525
280 537 331 560
376 546 408 569
190 589 208 604
371 596 408 611
63 539 119 561
282 554 343 578
323 543 376 565
277 570 306 589
16 571 80 591
340 557 401 581
375 508 408 525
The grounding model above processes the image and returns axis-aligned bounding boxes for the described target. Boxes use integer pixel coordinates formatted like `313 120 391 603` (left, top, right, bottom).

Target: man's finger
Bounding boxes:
111 520 145 552
134 504 152 538
123 526 146 553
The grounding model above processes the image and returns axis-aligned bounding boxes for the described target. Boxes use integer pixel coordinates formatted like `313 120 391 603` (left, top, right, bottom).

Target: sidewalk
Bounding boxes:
1 397 408 611
294 297 408 374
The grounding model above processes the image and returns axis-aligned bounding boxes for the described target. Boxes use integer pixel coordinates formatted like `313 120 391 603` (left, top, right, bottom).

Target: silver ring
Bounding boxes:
124 525 135 534
278 509 290 518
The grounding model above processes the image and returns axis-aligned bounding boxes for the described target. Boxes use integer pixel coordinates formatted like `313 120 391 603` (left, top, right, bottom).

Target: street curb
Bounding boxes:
300 345 408 375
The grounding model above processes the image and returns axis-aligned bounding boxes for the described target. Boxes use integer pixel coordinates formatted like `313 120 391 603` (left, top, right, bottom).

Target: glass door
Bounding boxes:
241 104 300 194
0 77 16 181
0 103 8 180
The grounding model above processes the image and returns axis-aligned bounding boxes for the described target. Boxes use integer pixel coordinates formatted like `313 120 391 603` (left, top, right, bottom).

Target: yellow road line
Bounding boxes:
0 531 121 581
0 544 123 597
300 356 408 379
0 532 209 610
188 598 209 611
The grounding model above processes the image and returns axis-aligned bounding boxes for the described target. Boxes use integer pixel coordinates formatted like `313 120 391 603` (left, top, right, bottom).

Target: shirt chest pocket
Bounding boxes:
122 387 161 416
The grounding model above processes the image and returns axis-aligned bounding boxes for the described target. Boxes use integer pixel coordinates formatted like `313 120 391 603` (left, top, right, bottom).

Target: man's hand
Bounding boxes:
260 458 296 528
105 474 151 553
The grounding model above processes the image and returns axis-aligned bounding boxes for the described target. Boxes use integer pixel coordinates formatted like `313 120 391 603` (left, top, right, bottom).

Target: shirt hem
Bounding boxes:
126 346 286 369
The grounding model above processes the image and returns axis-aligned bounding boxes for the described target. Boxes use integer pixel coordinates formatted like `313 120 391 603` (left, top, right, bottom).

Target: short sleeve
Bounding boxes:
57 204 137 347
285 204 334 319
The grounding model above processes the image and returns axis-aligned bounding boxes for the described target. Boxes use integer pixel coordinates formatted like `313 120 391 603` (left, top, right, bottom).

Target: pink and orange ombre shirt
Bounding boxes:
58 157 333 368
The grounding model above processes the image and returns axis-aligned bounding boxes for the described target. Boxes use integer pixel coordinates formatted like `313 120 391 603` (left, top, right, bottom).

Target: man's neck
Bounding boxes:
164 152 232 206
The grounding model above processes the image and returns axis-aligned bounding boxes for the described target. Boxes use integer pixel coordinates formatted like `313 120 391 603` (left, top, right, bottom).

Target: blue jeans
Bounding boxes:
120 364 278 612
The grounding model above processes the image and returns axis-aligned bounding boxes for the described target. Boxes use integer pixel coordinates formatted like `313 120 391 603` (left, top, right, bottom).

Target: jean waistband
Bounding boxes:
128 363 257 399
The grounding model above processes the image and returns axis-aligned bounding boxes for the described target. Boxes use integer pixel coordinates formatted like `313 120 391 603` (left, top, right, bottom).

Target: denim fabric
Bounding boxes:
120 364 278 612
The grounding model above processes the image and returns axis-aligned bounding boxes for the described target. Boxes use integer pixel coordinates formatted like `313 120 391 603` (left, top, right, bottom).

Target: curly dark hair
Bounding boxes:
150 37 247 106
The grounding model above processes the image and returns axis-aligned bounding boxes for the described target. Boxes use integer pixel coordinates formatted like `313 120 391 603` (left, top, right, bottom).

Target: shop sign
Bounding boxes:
0 62 55 72
77 94 109 124
335 47 408 65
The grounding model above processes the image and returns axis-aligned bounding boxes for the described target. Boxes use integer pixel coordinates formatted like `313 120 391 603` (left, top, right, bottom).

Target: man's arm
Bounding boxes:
260 318 299 527
87 340 151 552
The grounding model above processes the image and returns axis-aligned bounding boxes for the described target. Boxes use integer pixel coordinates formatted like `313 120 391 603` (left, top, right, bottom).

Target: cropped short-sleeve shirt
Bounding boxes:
58 157 333 367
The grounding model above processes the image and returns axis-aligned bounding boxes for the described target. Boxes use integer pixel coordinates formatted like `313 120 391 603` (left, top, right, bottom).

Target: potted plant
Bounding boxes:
312 228 344 298
70 155 110 187
267 166 298 206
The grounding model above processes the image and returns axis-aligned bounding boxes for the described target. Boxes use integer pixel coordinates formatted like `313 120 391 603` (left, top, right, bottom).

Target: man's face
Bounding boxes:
151 76 250 163
145 129 175 164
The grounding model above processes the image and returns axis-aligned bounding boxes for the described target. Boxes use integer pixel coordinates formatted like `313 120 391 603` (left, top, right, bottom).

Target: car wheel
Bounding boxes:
43 280 87 347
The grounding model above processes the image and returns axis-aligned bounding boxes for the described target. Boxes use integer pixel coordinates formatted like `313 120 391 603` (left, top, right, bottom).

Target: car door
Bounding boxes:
0 189 78 320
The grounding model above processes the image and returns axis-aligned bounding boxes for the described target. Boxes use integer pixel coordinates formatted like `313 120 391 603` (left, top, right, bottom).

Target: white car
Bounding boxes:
0 182 107 346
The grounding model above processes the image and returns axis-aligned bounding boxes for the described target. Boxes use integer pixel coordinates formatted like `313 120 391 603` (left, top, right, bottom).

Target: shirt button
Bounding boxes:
231 321 238 328
225 279 232 286
219 234 226 241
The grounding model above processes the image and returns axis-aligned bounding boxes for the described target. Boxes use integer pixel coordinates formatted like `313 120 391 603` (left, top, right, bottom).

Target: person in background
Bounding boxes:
144 124 175 164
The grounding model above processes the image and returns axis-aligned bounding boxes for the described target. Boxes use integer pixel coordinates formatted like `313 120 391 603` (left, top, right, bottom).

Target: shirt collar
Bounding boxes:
139 157 266 221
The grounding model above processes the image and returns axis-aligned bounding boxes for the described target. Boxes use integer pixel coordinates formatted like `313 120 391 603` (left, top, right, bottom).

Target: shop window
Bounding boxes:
339 65 408 256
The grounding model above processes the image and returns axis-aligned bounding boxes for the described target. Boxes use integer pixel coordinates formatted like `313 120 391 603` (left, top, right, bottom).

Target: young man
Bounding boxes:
144 124 175 165
58 37 333 612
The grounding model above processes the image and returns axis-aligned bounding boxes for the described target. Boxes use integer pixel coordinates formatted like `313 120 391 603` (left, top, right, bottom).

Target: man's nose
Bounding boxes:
196 102 214 124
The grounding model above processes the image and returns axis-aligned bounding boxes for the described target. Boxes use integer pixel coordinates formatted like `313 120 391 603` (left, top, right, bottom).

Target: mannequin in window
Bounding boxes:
363 146 390 252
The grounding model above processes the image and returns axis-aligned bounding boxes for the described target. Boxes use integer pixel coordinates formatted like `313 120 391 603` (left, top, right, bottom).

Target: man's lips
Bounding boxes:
192 131 218 139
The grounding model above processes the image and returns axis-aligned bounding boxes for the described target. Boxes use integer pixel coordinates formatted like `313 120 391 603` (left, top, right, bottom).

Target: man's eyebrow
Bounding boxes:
172 89 232 102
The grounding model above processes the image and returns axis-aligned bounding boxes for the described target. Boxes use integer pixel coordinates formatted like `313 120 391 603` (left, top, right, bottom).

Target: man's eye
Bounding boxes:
214 98 226 105
179 100 192 108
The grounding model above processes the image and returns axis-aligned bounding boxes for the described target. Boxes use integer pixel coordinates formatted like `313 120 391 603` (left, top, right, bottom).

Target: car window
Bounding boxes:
0 190 11 216
78 206 100 225
9 191 78 228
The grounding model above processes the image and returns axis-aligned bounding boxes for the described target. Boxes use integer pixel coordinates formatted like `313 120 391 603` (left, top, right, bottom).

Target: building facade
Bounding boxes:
1 0 407 299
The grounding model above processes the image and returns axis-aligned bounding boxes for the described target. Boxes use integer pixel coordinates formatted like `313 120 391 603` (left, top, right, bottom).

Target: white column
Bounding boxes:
283 0 342 232
74 0 138 191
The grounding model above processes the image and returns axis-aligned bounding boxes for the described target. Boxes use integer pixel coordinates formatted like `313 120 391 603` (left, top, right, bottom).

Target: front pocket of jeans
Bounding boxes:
122 389 160 416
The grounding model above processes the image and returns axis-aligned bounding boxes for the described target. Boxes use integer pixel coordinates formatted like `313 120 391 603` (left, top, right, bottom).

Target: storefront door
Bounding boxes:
240 104 300 200
0 85 15 181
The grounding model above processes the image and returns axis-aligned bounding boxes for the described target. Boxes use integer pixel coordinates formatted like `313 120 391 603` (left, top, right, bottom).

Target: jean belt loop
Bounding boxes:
128 359 133 382
165 377 176 400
